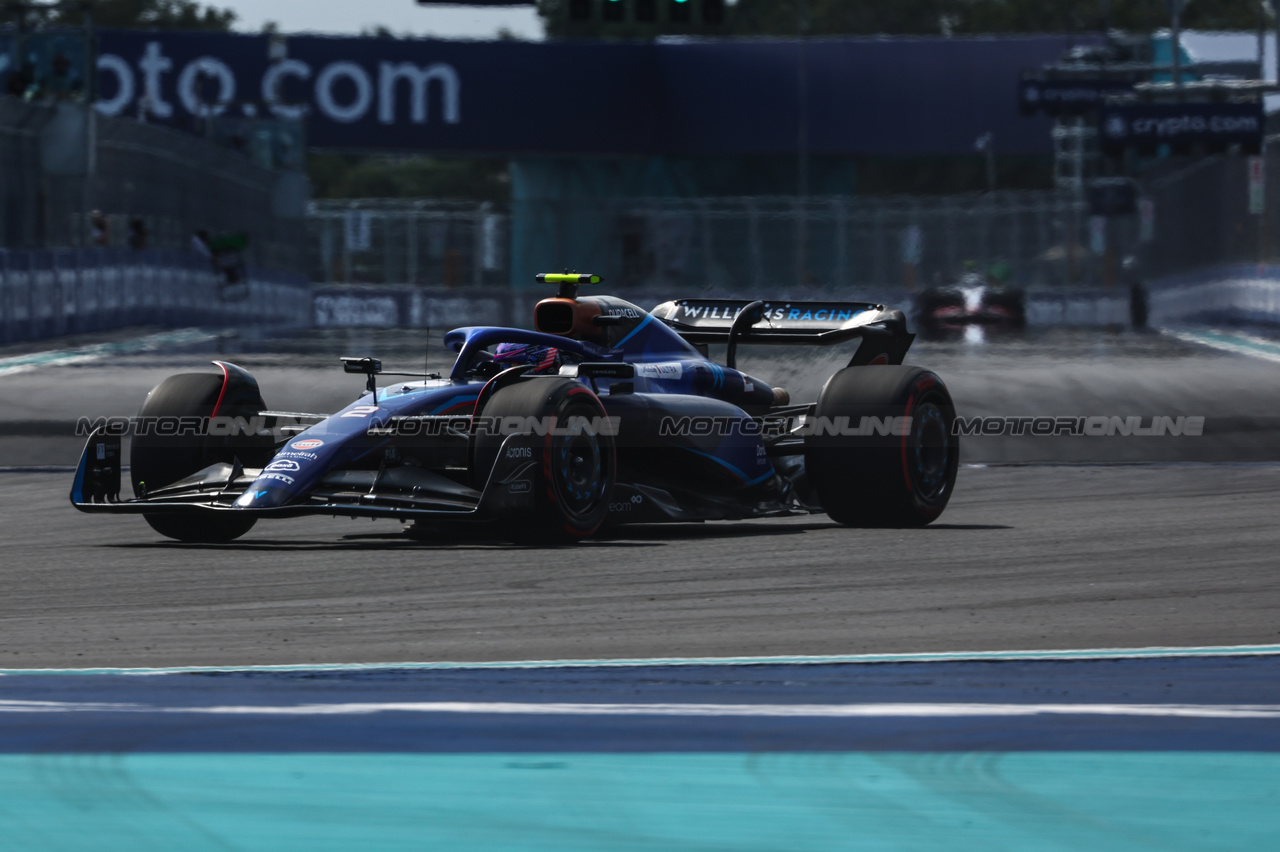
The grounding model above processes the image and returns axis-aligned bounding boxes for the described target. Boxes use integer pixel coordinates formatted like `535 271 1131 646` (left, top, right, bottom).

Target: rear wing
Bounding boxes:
650 299 914 365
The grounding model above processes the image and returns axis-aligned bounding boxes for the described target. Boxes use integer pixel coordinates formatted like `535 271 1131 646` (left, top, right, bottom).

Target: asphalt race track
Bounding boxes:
3 325 1280 666
3 463 1280 667
2 324 1280 849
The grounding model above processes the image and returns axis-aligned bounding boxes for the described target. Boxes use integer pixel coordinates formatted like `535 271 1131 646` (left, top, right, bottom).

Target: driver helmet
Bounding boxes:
493 342 561 375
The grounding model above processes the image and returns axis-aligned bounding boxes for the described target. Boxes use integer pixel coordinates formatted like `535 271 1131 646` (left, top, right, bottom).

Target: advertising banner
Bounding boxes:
91 30 1072 156
1099 101 1264 155
1018 75 1135 116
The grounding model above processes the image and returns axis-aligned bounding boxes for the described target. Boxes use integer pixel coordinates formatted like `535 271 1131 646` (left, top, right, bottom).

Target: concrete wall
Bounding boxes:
0 248 309 345
308 267 1280 333
1148 264 1280 327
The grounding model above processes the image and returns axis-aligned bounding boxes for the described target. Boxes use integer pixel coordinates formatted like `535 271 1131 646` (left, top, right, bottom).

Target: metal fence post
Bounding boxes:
319 215 332 285
342 212 351 285
1010 196 1022 279
0 251 9 345
871 206 885 287
747 199 763 291
472 208 484 288
833 198 847 292
698 200 714 288
407 207 418 286
20 253 34 342
945 203 957 280
382 213 393 286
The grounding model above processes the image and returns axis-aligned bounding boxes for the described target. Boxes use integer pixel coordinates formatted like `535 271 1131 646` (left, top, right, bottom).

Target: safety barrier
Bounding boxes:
0 248 311 345
1148 264 1280 327
6 259 1266 342
312 286 522 330
1025 291 1130 327
311 284 1140 332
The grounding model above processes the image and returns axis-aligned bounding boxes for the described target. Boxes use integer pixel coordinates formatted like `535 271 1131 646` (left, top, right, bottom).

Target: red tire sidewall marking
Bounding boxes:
900 374 940 501
546 385 608 538
902 373 948 520
209 362 231 419
472 374 501 420
900 392 917 496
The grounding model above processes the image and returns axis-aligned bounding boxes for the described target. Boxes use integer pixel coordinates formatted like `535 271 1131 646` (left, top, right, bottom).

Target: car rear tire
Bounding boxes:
806 365 958 527
131 371 269 543
473 378 615 543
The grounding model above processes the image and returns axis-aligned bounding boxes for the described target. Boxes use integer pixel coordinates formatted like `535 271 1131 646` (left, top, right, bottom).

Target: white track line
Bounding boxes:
0 328 224 377
1163 328 1280 364
4 644 1280 677
2 700 1279 720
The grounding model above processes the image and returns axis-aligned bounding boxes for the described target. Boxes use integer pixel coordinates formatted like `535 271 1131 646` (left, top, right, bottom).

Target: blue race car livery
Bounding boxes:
71 273 959 542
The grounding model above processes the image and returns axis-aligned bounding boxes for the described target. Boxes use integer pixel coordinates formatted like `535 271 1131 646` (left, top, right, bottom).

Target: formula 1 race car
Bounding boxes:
914 271 1026 340
71 274 959 543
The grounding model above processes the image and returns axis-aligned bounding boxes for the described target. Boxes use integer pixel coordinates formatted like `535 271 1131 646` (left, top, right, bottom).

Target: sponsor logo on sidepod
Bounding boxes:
609 494 644 512
292 439 324 450
636 362 683 380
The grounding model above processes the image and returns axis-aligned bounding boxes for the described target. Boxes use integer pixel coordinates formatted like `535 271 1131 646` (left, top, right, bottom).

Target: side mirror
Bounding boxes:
578 362 635 379
341 356 382 395
341 356 382 375
577 362 634 393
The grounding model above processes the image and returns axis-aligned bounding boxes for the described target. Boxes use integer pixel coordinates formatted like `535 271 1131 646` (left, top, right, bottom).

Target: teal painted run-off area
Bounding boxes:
4 650 1279 849
2 752 1276 851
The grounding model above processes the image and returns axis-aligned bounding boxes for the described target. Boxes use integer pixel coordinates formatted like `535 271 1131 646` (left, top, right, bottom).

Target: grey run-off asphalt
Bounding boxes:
3 464 1278 669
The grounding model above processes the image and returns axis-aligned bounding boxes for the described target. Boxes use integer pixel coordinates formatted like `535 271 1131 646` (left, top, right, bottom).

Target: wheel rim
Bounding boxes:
553 423 606 519
911 401 952 504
